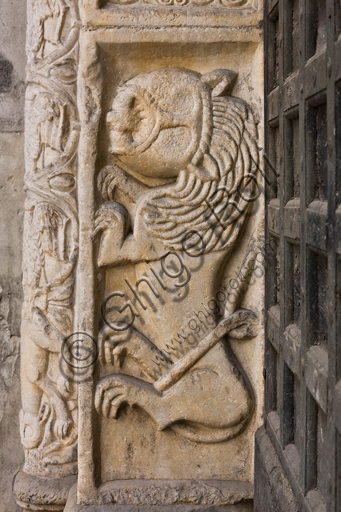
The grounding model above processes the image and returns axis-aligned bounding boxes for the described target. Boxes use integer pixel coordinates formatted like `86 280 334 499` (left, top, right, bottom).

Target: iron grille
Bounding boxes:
264 0 341 510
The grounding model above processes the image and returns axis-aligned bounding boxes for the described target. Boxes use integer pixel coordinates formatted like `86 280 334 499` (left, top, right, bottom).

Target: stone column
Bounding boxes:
14 0 80 508
14 0 264 510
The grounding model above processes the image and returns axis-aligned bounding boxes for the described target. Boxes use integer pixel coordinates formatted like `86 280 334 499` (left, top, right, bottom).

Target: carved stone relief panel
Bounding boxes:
15 2 264 511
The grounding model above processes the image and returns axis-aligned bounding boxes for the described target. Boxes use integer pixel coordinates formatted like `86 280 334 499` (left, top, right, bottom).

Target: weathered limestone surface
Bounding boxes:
0 0 26 131
0 133 25 512
13 0 264 510
0 8 27 511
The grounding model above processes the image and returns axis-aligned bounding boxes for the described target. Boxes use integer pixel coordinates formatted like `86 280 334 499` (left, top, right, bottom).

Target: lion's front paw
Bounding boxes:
98 325 133 367
94 202 130 238
94 202 131 267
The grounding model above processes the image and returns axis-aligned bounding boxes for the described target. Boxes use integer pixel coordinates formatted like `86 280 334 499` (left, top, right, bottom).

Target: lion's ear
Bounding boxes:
201 70 237 97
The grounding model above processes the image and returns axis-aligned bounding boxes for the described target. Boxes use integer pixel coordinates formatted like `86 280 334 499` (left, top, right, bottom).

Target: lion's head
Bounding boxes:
100 67 259 255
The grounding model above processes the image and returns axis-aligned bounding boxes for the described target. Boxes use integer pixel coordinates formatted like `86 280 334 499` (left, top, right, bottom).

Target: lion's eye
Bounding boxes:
109 92 155 150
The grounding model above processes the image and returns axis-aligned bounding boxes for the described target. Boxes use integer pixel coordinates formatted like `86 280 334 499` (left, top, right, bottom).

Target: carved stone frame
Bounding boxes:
75 24 264 506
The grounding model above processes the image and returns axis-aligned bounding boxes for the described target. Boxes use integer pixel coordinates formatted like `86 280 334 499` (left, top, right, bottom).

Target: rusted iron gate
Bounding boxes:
264 0 341 510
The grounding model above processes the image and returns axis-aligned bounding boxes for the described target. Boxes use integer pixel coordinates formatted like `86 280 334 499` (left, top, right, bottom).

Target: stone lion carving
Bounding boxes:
94 67 259 443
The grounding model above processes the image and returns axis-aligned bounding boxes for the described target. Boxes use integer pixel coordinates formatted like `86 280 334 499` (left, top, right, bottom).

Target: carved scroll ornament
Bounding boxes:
19 0 80 478
108 0 254 6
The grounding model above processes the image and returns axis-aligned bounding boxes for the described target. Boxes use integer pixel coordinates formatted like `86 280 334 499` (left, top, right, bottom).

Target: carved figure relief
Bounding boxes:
19 0 79 478
95 68 260 444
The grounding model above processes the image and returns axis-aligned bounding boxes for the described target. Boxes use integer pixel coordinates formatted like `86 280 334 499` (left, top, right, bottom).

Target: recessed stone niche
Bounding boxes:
14 0 264 510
